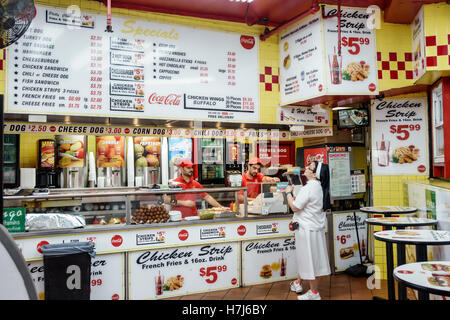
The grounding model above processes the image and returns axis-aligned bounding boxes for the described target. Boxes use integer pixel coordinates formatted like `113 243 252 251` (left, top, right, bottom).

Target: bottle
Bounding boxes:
332 53 340 84
156 271 163 295
361 239 366 257
280 254 286 277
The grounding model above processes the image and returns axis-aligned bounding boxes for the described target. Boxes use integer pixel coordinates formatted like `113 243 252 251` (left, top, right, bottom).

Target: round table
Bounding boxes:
366 217 438 300
394 261 450 298
374 230 450 300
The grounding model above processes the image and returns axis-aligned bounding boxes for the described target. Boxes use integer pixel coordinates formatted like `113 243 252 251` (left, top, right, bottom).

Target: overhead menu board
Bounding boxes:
279 5 378 106
5 5 259 122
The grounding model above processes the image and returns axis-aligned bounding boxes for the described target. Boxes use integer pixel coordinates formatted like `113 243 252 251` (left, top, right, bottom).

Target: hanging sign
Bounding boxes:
279 5 378 106
277 106 331 126
5 5 259 122
371 97 429 175
411 7 426 81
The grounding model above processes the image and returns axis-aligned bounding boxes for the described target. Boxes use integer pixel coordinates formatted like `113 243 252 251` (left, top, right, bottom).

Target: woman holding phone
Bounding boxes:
285 160 331 300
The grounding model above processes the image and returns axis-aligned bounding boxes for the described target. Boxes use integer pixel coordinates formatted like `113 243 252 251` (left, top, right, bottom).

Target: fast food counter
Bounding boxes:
6 187 305 300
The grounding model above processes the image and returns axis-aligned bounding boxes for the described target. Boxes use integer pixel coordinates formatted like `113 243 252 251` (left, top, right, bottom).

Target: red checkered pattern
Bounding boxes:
377 51 414 80
424 34 450 67
260 66 279 91
0 49 5 71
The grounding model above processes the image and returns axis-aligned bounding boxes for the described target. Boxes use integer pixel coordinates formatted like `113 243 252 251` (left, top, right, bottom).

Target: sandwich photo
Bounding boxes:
340 247 354 260
259 265 272 279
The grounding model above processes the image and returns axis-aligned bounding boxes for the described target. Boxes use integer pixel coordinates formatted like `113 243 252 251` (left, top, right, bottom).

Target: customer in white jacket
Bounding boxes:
285 160 331 300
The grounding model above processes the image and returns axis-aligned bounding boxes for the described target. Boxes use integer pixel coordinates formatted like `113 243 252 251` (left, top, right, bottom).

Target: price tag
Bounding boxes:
341 37 371 55
199 265 228 284
389 124 421 141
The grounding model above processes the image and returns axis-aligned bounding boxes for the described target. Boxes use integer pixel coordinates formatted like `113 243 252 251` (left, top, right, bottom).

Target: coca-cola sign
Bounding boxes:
240 35 255 50
111 235 123 247
148 93 182 106
304 147 328 166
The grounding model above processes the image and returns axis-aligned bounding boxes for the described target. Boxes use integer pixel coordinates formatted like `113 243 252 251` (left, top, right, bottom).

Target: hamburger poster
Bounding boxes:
241 238 298 286
332 212 368 272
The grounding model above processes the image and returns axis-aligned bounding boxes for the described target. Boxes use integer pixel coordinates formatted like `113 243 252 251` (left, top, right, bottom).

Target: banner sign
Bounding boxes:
371 97 429 175
241 237 297 286
277 106 331 126
128 242 240 299
6 5 259 122
3 122 292 140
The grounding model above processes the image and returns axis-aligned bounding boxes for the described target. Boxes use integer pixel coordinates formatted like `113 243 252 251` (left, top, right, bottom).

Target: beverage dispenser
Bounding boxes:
96 136 125 187
56 135 87 188
36 139 57 188
134 137 161 186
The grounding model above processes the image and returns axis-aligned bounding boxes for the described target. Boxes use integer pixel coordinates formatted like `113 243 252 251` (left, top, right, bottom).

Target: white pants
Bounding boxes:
294 226 331 280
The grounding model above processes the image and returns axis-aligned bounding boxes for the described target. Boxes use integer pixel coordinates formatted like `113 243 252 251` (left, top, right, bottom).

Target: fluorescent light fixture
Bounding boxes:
229 0 254 2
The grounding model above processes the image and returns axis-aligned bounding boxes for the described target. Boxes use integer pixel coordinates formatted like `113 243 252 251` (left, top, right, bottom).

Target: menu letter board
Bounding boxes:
371 97 429 175
329 152 352 198
6 5 259 123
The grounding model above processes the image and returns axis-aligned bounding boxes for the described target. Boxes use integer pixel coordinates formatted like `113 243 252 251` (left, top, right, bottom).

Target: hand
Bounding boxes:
285 185 293 193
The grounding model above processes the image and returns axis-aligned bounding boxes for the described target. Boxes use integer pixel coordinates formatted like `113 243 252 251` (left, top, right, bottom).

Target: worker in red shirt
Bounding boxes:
238 157 280 203
163 159 223 218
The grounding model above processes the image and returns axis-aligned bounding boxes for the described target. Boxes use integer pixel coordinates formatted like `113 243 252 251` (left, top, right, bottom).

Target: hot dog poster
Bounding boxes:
371 97 429 176
332 212 368 272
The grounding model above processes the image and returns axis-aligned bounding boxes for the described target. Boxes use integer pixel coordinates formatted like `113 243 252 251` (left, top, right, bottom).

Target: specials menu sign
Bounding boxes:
5 5 259 122
279 5 378 105
371 97 429 175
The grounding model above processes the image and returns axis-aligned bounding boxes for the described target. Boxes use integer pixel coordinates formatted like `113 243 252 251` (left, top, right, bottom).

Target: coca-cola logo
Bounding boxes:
111 235 123 247
124 128 130 134
49 126 56 132
148 93 181 106
178 229 189 241
417 165 426 173
306 153 325 165
289 222 294 231
37 241 49 254
318 84 323 92
368 83 376 92
240 35 255 50
231 278 237 285
237 225 246 236
112 294 120 300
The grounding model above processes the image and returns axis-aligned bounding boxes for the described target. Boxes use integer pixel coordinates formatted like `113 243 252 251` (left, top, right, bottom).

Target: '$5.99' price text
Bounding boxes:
342 37 370 55
199 265 227 284
389 124 421 141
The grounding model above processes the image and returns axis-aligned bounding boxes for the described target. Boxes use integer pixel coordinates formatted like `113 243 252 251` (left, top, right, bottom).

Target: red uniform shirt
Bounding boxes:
171 176 207 218
240 172 265 199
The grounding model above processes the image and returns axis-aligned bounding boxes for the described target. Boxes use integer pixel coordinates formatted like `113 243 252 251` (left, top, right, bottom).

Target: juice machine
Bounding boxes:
96 136 125 187
134 136 161 187
36 139 57 188
56 135 87 188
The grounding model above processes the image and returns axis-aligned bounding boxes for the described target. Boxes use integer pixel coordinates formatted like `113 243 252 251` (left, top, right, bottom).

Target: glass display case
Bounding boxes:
3 134 20 188
3 187 248 231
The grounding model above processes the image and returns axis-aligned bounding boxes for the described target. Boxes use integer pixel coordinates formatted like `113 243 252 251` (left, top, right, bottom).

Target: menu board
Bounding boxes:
333 212 368 272
411 6 426 81
371 97 429 175
277 106 331 126
279 6 378 106
323 6 378 95
6 5 259 122
279 11 324 105
329 152 352 198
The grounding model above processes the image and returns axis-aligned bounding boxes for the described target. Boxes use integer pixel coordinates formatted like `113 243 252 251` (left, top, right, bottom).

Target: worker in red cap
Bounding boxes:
164 159 223 218
238 156 280 202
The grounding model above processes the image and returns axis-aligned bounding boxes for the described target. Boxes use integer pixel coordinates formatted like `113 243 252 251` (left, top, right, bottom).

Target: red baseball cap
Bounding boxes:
248 157 262 165
179 159 193 168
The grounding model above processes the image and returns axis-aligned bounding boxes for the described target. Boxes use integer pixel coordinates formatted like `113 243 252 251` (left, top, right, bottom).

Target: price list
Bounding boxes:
89 35 103 111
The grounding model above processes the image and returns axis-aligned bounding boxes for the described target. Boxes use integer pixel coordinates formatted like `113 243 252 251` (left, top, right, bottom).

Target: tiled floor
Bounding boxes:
164 274 409 300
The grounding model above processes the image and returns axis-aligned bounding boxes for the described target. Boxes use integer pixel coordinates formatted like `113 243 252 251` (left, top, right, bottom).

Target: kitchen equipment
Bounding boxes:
143 167 159 186
37 139 57 188
20 168 36 189
56 135 87 188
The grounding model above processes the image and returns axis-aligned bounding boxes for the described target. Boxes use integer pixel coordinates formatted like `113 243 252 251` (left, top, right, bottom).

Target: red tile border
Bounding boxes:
426 35 436 46
437 45 448 56
426 56 437 67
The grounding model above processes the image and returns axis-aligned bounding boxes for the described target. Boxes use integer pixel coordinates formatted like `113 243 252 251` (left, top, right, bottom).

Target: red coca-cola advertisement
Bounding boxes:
304 147 328 166
148 92 182 106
